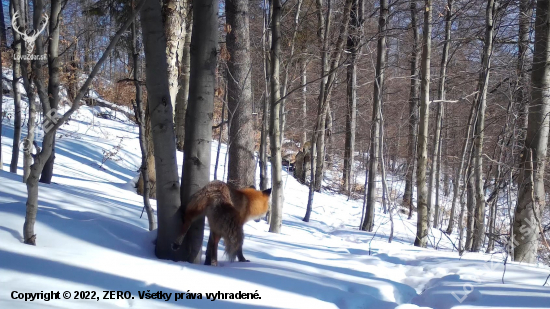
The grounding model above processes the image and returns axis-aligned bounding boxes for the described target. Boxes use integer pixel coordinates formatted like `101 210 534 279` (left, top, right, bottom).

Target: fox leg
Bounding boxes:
237 247 250 262
171 215 194 251
205 232 221 266
204 233 214 265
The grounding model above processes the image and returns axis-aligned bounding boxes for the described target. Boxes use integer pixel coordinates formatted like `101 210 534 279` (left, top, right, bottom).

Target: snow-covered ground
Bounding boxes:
1 94 550 309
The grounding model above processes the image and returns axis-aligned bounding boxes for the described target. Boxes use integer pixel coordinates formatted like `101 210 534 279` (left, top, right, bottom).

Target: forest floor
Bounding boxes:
1 92 550 309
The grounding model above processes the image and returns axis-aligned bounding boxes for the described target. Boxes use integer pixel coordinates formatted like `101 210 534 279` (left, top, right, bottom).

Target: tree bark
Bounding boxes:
362 0 387 232
18 0 39 184
465 164 475 251
132 3 156 232
343 0 362 193
300 58 308 148
414 0 432 248
140 0 182 259
446 100 476 234
269 0 283 233
431 0 453 228
516 0 533 149
471 0 498 252
513 0 549 264
259 0 271 191
403 0 419 218
9 0 22 175
226 0 256 188
178 0 218 262
175 0 192 151
162 0 183 111
39 0 63 184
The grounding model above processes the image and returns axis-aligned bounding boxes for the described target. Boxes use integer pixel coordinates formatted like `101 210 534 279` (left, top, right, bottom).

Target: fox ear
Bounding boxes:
262 188 272 196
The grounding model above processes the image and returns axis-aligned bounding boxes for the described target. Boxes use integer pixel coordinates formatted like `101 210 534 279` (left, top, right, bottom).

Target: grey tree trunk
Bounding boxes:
431 0 453 228
403 0 419 218
471 0 498 252
269 0 283 233
175 0 192 151
214 87 226 180
162 0 183 110
414 0 432 248
465 165 476 251
513 0 549 264
38 0 59 185
9 0 22 175
140 0 182 259
300 58 308 148
516 0 533 147
259 0 271 191
343 0 362 193
226 0 256 188
23 0 146 245
19 0 39 184
362 0 387 232
178 0 218 262
446 98 476 234
132 5 156 232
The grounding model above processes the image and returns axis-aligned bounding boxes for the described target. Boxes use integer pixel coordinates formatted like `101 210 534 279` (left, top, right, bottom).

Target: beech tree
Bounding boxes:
512 0 549 264
226 0 256 188
178 0 219 262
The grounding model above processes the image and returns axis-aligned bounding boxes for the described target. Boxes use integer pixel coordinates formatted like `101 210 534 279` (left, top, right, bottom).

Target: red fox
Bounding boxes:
171 180 271 266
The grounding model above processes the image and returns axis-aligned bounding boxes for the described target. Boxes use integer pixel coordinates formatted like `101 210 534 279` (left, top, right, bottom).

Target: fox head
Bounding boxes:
242 187 272 221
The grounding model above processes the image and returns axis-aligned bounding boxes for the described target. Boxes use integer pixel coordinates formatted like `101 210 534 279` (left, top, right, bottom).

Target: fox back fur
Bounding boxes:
171 180 271 264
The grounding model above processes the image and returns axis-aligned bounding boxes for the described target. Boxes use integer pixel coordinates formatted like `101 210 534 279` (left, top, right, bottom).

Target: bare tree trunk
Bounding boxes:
175 0 192 151
214 87 226 180
343 0 363 193
362 0 387 232
18 0 38 184
259 0 271 191
178 0 218 262
132 4 155 232
471 0 498 252
9 0 22 174
516 0 533 148
269 0 283 233
227 0 256 188
162 0 183 110
39 0 63 185
465 164 476 251
403 0 419 218
300 58 308 147
431 0 453 229
446 101 476 234
139 0 183 260
513 0 549 264
414 0 432 248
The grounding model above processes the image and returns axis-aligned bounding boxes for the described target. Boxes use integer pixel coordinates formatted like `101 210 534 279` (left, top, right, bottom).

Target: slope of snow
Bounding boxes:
1 96 550 309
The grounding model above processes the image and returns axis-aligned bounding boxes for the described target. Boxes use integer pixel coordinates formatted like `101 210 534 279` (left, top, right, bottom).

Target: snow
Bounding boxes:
1 94 550 309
